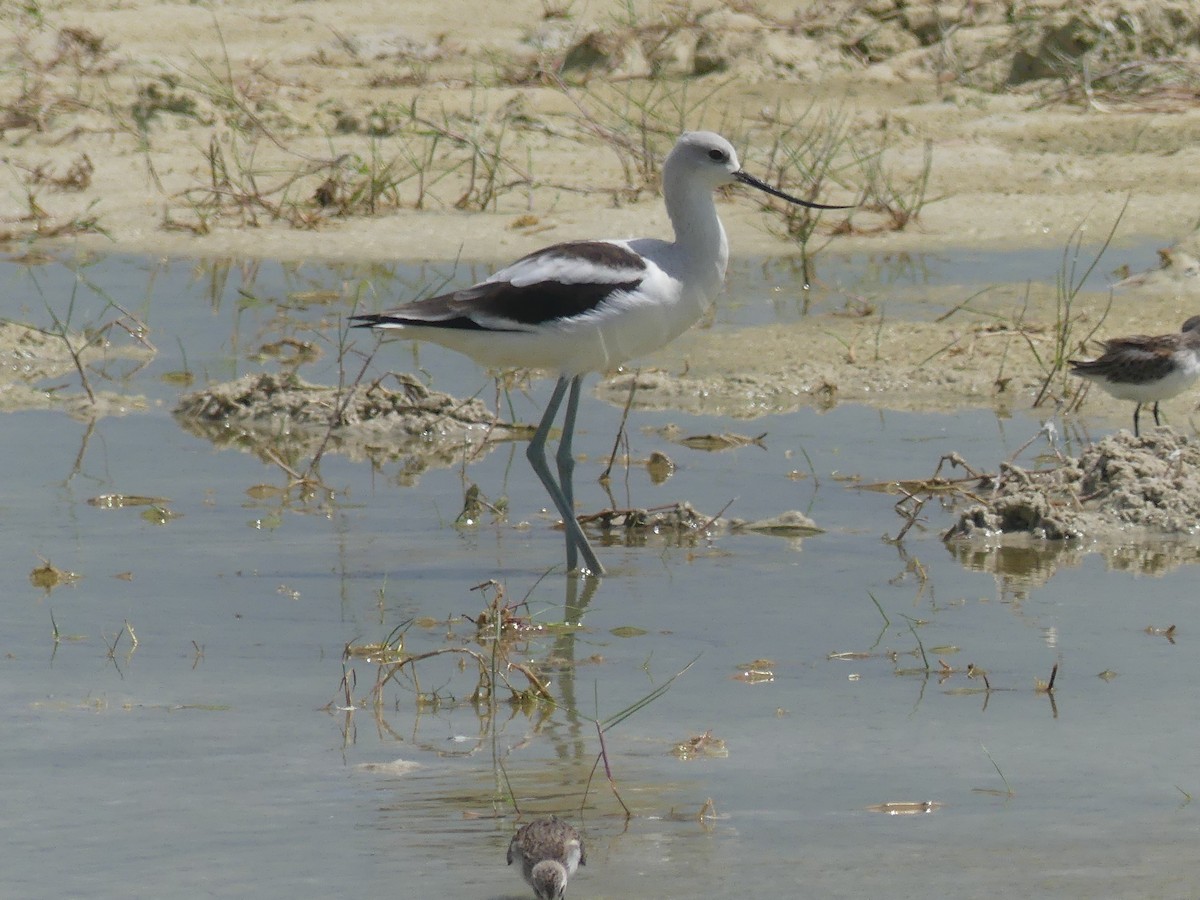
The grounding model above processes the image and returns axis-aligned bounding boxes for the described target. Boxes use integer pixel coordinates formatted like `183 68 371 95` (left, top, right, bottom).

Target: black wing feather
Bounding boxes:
352 241 647 332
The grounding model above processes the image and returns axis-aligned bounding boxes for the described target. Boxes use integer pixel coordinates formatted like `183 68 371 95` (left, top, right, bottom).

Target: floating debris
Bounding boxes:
646 450 674 483
866 801 942 816
286 289 343 306
1145 624 1177 643
733 658 775 684
354 759 422 776
676 431 767 451
664 798 721 823
670 730 729 760
160 370 195 387
253 337 321 366
88 494 171 509
344 638 407 664
29 558 81 593
580 501 714 536
610 626 648 638
728 510 822 536
140 505 181 525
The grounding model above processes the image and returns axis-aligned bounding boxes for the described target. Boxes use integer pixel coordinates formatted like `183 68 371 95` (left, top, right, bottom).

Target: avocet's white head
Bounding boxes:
666 130 850 208
665 131 743 188
657 131 848 290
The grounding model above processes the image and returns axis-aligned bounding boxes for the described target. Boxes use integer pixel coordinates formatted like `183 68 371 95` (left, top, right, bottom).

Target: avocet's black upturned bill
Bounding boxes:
507 816 585 900
1069 315 1200 436
353 131 850 576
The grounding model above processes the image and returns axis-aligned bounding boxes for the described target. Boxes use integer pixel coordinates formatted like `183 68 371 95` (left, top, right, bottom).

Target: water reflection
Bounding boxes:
1104 540 1200 574
947 534 1200 601
333 573 603 812
946 540 1088 602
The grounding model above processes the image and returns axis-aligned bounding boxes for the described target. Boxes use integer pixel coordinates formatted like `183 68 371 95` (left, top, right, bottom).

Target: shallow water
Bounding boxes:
4 245 1200 900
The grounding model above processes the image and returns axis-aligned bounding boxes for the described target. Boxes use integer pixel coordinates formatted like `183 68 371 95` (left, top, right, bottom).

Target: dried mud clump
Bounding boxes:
174 372 510 472
581 504 819 547
946 430 1200 542
582 502 713 541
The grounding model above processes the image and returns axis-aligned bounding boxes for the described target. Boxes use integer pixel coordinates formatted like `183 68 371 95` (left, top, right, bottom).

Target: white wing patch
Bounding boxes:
488 241 647 289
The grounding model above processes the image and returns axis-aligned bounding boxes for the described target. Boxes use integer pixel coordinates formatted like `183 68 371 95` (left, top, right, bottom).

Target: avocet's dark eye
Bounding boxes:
708 148 726 161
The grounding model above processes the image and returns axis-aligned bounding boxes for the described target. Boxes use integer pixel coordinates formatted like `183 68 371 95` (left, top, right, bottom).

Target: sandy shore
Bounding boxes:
5 0 1200 415
4 1 1200 260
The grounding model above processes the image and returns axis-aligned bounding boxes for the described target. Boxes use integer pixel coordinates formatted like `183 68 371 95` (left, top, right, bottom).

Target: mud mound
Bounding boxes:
945 429 1200 542
174 372 513 478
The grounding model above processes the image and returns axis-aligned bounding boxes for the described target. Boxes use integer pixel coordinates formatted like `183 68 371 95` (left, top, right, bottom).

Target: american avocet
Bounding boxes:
353 131 848 576
507 816 585 900
1070 315 1200 436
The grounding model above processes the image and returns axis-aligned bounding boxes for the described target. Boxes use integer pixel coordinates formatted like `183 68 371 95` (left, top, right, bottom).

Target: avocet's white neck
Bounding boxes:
662 161 730 302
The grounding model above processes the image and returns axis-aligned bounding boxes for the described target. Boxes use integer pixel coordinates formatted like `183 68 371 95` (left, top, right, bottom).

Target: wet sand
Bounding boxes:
6 0 1200 419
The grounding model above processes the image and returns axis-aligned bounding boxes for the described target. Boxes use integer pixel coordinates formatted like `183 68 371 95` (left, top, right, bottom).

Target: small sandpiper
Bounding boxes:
506 816 586 900
1069 315 1200 436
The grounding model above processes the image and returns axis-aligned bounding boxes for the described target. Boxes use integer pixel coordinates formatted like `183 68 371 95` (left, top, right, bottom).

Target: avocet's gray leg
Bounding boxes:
556 375 603 575
527 376 604 577
556 377 582 516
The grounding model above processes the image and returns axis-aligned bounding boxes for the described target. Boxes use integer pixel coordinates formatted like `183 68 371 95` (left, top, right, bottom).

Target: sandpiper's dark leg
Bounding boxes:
1152 401 1162 428
526 376 604 577
1133 403 1142 437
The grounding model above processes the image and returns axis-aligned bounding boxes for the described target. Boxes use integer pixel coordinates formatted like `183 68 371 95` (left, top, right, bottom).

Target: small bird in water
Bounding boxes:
1069 315 1200 436
507 816 586 899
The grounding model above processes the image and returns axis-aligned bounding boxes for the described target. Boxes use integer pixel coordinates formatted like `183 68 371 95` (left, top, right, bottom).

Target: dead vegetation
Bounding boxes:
4 0 1200 259
828 580 1063 720
0 1 941 248
333 580 565 719
0 281 155 415
332 577 702 819
867 430 1200 546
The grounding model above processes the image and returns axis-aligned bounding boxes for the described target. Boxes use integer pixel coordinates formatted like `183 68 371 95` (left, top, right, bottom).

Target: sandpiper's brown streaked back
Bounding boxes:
1069 315 1200 436
506 816 585 900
